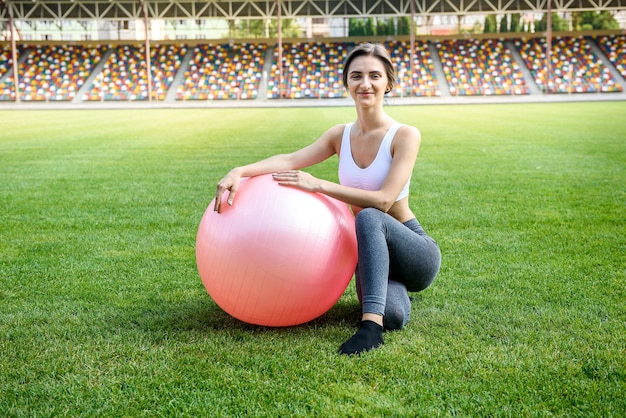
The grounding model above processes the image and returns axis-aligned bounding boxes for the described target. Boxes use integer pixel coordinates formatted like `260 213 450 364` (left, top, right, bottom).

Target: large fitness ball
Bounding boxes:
196 174 358 327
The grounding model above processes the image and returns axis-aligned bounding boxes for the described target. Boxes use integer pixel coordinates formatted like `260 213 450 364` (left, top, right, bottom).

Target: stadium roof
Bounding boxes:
1 0 625 21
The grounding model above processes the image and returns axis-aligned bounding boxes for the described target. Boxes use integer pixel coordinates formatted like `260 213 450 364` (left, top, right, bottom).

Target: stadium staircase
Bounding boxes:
72 47 115 103
257 45 276 101
588 38 626 86
164 47 194 102
427 42 450 97
0 47 32 85
506 40 541 94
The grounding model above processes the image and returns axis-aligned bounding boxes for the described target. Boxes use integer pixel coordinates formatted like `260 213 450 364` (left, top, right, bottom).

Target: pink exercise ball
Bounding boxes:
196 174 358 327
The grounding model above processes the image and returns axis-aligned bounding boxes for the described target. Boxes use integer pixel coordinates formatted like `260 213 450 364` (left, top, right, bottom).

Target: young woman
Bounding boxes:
214 43 441 355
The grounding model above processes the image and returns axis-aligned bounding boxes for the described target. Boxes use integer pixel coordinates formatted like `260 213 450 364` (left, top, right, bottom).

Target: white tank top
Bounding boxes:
338 122 410 201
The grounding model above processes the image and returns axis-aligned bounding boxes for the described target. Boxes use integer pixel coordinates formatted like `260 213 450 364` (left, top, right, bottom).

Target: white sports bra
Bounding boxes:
338 122 410 201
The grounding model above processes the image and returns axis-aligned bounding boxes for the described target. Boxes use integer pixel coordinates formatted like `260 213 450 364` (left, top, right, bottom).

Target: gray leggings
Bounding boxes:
354 208 441 330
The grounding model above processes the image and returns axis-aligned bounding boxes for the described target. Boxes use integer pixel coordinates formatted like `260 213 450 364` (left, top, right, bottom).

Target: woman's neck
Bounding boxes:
355 106 391 134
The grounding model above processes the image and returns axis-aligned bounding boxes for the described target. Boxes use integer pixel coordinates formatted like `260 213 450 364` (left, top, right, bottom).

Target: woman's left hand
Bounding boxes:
272 170 321 193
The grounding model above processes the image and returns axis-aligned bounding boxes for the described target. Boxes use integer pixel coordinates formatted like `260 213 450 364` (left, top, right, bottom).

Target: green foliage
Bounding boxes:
483 14 497 34
466 20 483 35
230 18 301 39
396 16 412 36
573 11 620 31
510 13 521 33
535 12 569 32
348 17 405 37
348 18 361 36
499 15 509 33
1 103 625 416
364 17 376 37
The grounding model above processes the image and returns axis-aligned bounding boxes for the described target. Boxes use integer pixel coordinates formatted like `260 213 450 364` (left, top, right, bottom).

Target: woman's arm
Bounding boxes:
273 125 421 213
213 124 343 213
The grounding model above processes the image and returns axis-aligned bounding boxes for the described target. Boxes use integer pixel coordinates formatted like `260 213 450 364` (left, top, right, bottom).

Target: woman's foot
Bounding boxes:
338 320 384 355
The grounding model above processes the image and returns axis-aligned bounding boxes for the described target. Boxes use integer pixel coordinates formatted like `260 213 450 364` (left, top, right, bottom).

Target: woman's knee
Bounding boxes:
384 281 411 331
384 304 409 331
355 207 385 228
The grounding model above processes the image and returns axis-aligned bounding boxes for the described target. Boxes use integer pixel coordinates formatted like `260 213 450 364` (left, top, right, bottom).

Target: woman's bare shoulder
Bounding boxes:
318 123 349 148
326 123 349 137
396 123 421 139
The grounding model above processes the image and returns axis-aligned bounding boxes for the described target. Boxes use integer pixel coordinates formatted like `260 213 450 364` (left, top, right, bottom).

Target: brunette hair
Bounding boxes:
342 43 395 94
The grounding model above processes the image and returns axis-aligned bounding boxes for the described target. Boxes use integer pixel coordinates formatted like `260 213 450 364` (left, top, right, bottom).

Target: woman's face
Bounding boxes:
345 55 390 105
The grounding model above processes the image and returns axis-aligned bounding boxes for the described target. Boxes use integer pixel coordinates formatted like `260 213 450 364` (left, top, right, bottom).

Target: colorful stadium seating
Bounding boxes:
177 43 265 100
0 45 14 101
384 40 440 97
84 44 187 101
266 40 440 99
0 45 12 79
436 38 530 96
0 35 625 102
267 42 353 99
595 34 626 81
514 36 622 93
0 45 104 101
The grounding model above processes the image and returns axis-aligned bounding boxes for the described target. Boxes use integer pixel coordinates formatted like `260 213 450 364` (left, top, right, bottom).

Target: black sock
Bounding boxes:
338 320 384 355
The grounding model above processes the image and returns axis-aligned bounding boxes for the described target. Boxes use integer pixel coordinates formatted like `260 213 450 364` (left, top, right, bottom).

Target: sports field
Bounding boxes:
1 102 624 416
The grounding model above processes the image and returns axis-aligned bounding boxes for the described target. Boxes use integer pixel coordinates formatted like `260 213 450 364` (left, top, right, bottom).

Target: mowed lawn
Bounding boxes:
0 102 624 416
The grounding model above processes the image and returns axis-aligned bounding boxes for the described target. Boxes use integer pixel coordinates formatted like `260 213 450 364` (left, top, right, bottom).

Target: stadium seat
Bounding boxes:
384 40 440 97
2 36 625 102
177 43 265 100
84 44 186 101
267 42 353 99
595 34 626 87
0 45 13 80
436 38 530 96
0 45 104 101
514 36 622 94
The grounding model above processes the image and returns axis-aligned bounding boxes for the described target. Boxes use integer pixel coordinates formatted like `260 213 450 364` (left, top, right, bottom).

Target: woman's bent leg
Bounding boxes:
384 280 411 331
340 208 440 355
355 208 440 323
356 275 410 331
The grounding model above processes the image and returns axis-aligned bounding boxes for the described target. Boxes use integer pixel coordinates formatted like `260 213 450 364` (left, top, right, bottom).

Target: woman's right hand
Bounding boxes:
214 169 241 213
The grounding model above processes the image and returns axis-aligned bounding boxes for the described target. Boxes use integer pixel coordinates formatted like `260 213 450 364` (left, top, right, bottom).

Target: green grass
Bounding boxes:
1 102 624 417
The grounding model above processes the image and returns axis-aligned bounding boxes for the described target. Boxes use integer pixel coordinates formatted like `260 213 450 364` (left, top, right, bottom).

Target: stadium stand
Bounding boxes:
595 34 626 80
267 42 353 99
0 45 14 100
385 40 440 97
1 35 625 102
436 38 531 96
267 41 441 99
514 36 623 93
83 44 186 101
177 43 265 100
0 45 104 101
0 45 12 79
